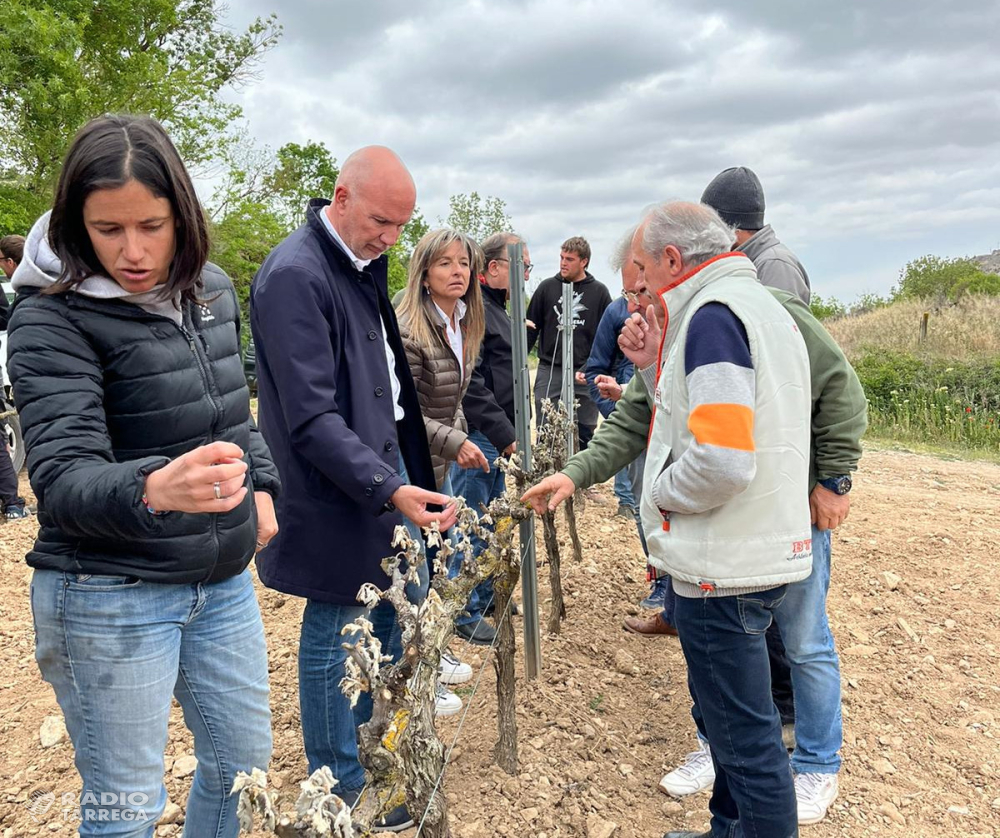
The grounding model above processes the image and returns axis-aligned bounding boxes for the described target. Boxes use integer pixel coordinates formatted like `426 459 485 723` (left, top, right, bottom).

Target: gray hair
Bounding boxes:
609 224 638 273
481 232 523 265
640 201 735 266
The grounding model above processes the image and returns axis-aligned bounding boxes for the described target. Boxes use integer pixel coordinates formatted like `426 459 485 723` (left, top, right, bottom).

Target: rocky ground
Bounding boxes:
1 445 998 837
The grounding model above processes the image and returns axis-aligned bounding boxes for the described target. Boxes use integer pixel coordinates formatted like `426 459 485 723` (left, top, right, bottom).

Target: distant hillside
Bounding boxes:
974 249 1000 275
826 295 1000 362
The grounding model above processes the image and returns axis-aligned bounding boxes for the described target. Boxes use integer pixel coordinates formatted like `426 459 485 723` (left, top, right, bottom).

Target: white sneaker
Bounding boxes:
658 740 715 797
439 651 472 685
435 684 462 717
795 773 838 824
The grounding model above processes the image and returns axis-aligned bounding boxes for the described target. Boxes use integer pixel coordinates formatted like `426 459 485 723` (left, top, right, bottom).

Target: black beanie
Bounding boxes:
701 167 766 230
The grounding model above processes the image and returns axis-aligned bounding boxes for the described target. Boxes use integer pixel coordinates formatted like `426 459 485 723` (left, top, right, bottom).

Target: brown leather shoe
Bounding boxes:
623 612 678 637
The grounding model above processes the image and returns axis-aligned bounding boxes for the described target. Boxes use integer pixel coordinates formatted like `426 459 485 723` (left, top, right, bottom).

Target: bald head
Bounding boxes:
329 145 416 260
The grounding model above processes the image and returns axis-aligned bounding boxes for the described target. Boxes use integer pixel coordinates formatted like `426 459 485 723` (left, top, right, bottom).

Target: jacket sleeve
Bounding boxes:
0 292 10 332
7 300 175 540
231 285 280 498
561 373 652 489
584 306 623 418
251 265 404 515
779 294 867 479
461 355 516 452
402 334 467 462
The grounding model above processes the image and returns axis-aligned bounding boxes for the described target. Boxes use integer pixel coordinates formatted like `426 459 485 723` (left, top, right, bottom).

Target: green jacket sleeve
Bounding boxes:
774 291 867 482
561 373 653 489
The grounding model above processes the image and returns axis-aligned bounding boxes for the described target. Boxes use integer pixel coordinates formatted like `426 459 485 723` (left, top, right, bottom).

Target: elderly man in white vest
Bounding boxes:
524 201 813 838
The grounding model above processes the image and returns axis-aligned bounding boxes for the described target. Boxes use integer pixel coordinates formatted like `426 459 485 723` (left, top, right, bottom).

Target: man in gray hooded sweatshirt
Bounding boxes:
702 166 811 304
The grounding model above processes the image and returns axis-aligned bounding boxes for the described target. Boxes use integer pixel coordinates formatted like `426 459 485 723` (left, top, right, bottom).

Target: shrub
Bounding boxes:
855 351 1000 453
895 255 1000 302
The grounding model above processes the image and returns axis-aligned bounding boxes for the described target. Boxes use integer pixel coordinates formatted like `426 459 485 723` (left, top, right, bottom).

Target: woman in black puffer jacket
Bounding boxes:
8 115 278 836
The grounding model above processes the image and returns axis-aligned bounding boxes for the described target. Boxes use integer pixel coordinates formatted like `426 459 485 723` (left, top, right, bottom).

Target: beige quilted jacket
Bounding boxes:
399 299 472 489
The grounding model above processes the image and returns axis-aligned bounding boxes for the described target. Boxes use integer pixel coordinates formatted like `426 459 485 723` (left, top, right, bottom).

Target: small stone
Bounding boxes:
39 716 67 748
944 619 957 630
617 763 633 777
873 758 896 775
879 801 906 825
883 571 902 590
613 649 636 675
662 801 683 815
158 801 184 825
947 805 970 816
586 814 618 838
521 807 539 821
990 797 1000 810
171 755 197 778
843 644 879 657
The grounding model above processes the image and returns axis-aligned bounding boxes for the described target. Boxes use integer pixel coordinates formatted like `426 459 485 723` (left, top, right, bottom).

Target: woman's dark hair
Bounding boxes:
46 114 209 302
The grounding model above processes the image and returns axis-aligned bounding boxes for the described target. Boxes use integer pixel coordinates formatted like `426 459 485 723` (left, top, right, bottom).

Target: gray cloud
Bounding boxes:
217 0 1000 299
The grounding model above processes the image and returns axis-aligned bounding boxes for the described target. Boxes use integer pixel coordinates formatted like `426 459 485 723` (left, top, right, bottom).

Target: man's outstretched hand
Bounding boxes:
521 473 577 515
391 485 459 531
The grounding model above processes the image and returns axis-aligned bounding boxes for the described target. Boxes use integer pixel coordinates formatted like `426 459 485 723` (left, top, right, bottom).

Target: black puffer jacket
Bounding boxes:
7 264 280 583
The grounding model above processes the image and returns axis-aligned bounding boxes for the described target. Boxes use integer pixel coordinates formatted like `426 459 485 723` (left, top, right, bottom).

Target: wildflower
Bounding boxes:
966 407 973 413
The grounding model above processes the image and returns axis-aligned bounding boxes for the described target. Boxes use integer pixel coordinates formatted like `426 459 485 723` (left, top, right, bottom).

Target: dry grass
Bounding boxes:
826 294 1000 362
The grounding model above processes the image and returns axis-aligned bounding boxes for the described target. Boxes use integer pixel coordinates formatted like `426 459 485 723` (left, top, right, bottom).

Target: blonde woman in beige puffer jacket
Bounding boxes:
396 229 489 490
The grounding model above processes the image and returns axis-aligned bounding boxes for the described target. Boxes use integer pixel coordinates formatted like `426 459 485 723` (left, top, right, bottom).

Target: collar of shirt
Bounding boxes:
319 206 371 272
432 298 467 331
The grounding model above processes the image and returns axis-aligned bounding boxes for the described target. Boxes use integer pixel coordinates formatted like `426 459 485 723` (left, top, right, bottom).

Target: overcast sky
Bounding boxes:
215 1 1000 301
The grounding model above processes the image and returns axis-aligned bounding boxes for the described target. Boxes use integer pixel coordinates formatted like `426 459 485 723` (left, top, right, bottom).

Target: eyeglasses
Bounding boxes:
494 258 532 275
620 288 641 304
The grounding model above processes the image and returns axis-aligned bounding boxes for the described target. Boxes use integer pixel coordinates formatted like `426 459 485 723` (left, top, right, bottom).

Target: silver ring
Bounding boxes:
213 481 222 500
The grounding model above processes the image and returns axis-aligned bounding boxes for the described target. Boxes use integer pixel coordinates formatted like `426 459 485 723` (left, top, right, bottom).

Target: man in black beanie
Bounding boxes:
701 166 811 304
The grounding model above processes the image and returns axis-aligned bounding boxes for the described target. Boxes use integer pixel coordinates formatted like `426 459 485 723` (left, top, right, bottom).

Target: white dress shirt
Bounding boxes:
320 208 404 420
432 298 467 379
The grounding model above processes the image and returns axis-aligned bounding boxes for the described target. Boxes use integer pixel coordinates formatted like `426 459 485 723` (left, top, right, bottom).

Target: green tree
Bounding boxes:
895 255 1000 302
265 141 340 229
809 293 846 321
0 0 281 195
208 139 339 325
442 192 513 241
387 211 430 298
0 173 50 236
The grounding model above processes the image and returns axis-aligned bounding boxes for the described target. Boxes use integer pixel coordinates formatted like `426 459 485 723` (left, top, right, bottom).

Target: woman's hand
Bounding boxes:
456 439 489 472
143 441 249 514
254 491 278 550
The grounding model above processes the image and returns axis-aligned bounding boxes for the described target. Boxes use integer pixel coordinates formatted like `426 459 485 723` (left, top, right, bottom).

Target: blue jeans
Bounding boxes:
449 430 503 627
299 454 429 791
773 527 841 774
31 569 272 837
676 586 798 838
613 467 635 508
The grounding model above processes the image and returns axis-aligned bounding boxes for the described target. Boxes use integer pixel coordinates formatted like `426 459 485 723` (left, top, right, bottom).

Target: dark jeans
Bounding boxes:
767 623 795 725
0 444 19 507
663 580 795 724
675 588 798 838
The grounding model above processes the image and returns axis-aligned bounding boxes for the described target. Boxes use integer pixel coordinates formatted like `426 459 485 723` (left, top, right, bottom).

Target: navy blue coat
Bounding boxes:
250 200 436 604
584 296 636 418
